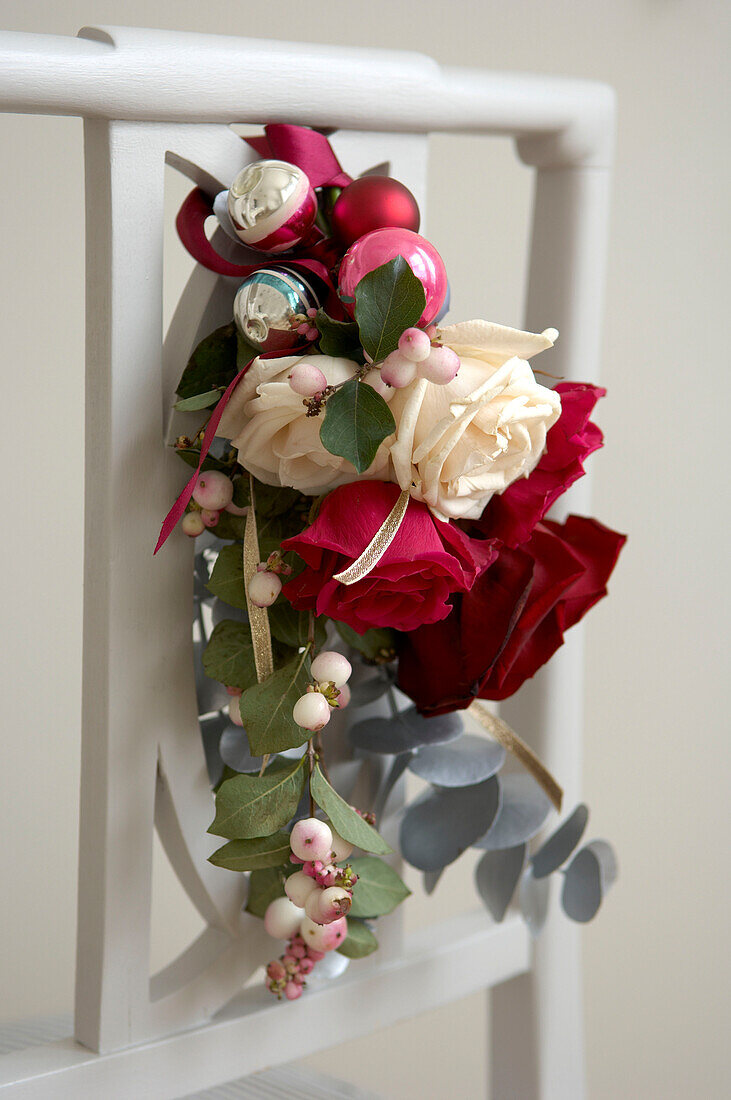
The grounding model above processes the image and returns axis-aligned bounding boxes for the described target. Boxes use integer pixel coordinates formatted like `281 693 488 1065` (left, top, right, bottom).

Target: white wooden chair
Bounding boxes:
0 25 614 1099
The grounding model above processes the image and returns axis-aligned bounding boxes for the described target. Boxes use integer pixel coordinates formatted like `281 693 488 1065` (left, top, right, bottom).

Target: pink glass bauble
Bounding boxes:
331 176 420 247
338 228 448 327
227 159 317 254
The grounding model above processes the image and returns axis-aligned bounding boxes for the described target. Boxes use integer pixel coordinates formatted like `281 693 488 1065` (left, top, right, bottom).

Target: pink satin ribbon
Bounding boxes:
245 124 352 189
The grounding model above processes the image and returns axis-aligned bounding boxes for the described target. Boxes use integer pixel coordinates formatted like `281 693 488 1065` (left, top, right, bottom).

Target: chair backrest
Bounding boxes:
0 25 614 1100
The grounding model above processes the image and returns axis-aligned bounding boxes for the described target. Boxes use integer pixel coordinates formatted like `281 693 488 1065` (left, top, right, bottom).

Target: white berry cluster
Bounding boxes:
182 470 248 538
380 326 460 389
292 651 353 732
263 817 357 1000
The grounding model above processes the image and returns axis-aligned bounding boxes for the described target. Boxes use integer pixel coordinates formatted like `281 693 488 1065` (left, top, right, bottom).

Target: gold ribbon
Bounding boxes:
333 489 410 586
243 475 274 682
470 701 563 812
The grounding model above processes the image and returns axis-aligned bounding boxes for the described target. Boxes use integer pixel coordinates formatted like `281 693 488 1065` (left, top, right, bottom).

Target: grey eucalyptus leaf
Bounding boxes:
400 775 500 872
374 752 413 818
211 597 248 628
199 712 228 787
474 773 552 851
531 803 589 878
349 707 463 755
519 867 551 936
305 949 350 986
219 725 261 773
561 840 618 923
475 843 526 922
423 869 444 895
408 734 505 788
348 675 390 707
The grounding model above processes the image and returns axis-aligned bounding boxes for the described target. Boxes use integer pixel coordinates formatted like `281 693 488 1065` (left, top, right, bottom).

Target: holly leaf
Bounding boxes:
315 310 363 361
354 256 426 362
207 545 247 610
337 919 378 959
239 649 313 756
173 388 223 412
208 757 306 839
319 379 395 474
202 620 257 691
335 621 398 663
176 322 239 400
310 764 392 855
245 867 287 918
347 856 411 918
208 831 292 872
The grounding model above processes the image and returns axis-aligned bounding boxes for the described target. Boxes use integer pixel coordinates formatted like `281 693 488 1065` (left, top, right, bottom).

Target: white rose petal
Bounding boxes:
216 355 394 496
388 321 561 522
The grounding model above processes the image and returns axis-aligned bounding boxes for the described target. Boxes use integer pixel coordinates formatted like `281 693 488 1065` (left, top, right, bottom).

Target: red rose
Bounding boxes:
398 515 626 714
474 382 605 547
282 481 497 634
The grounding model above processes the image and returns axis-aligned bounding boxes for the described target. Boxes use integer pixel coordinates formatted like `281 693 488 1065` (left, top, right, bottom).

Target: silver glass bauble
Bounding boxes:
233 265 322 353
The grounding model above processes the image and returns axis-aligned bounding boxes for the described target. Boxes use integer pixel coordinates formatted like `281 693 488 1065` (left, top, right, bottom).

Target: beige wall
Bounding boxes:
0 2 728 1097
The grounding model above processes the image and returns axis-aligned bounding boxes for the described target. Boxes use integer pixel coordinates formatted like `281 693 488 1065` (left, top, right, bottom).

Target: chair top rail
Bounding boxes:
0 25 614 167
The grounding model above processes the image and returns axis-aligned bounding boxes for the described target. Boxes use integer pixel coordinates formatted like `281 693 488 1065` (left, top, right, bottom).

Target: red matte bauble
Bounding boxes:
331 176 420 247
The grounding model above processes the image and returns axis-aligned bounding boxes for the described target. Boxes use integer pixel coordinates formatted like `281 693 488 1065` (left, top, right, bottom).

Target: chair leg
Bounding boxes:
490 913 585 1100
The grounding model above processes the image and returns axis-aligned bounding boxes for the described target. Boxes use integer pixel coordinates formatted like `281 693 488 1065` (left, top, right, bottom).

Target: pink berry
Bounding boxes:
290 942 306 959
329 829 354 862
425 323 438 339
225 685 242 697
192 470 233 511
363 368 391 399
334 684 351 709
310 651 352 688
248 571 282 608
284 981 303 1001
201 508 220 528
419 345 460 385
289 362 327 397
292 692 331 732
284 870 318 907
299 957 315 974
225 500 249 517
299 915 348 952
264 897 305 940
317 887 352 924
304 888 327 923
267 960 286 982
181 512 205 538
290 818 333 862
228 698 243 727
380 350 418 389
307 948 326 961
398 327 431 362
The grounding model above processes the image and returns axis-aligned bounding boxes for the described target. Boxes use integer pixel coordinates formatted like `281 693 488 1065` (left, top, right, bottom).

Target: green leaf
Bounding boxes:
337 919 378 959
176 322 239 400
268 603 327 651
209 510 246 542
239 649 313 756
232 476 250 509
207 544 247 609
173 388 223 412
209 757 306 839
174 447 232 474
254 482 306 520
245 867 287 918
348 856 411 918
202 620 257 691
319 379 396 474
209 831 292 872
315 310 363 361
354 256 426 362
335 621 398 663
310 764 392 855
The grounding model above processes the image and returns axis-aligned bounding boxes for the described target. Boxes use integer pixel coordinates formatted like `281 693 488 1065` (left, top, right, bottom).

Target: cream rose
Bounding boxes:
216 354 394 495
388 320 562 521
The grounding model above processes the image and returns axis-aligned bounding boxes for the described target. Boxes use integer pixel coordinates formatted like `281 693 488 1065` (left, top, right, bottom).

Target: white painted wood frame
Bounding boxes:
0 24 614 1100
